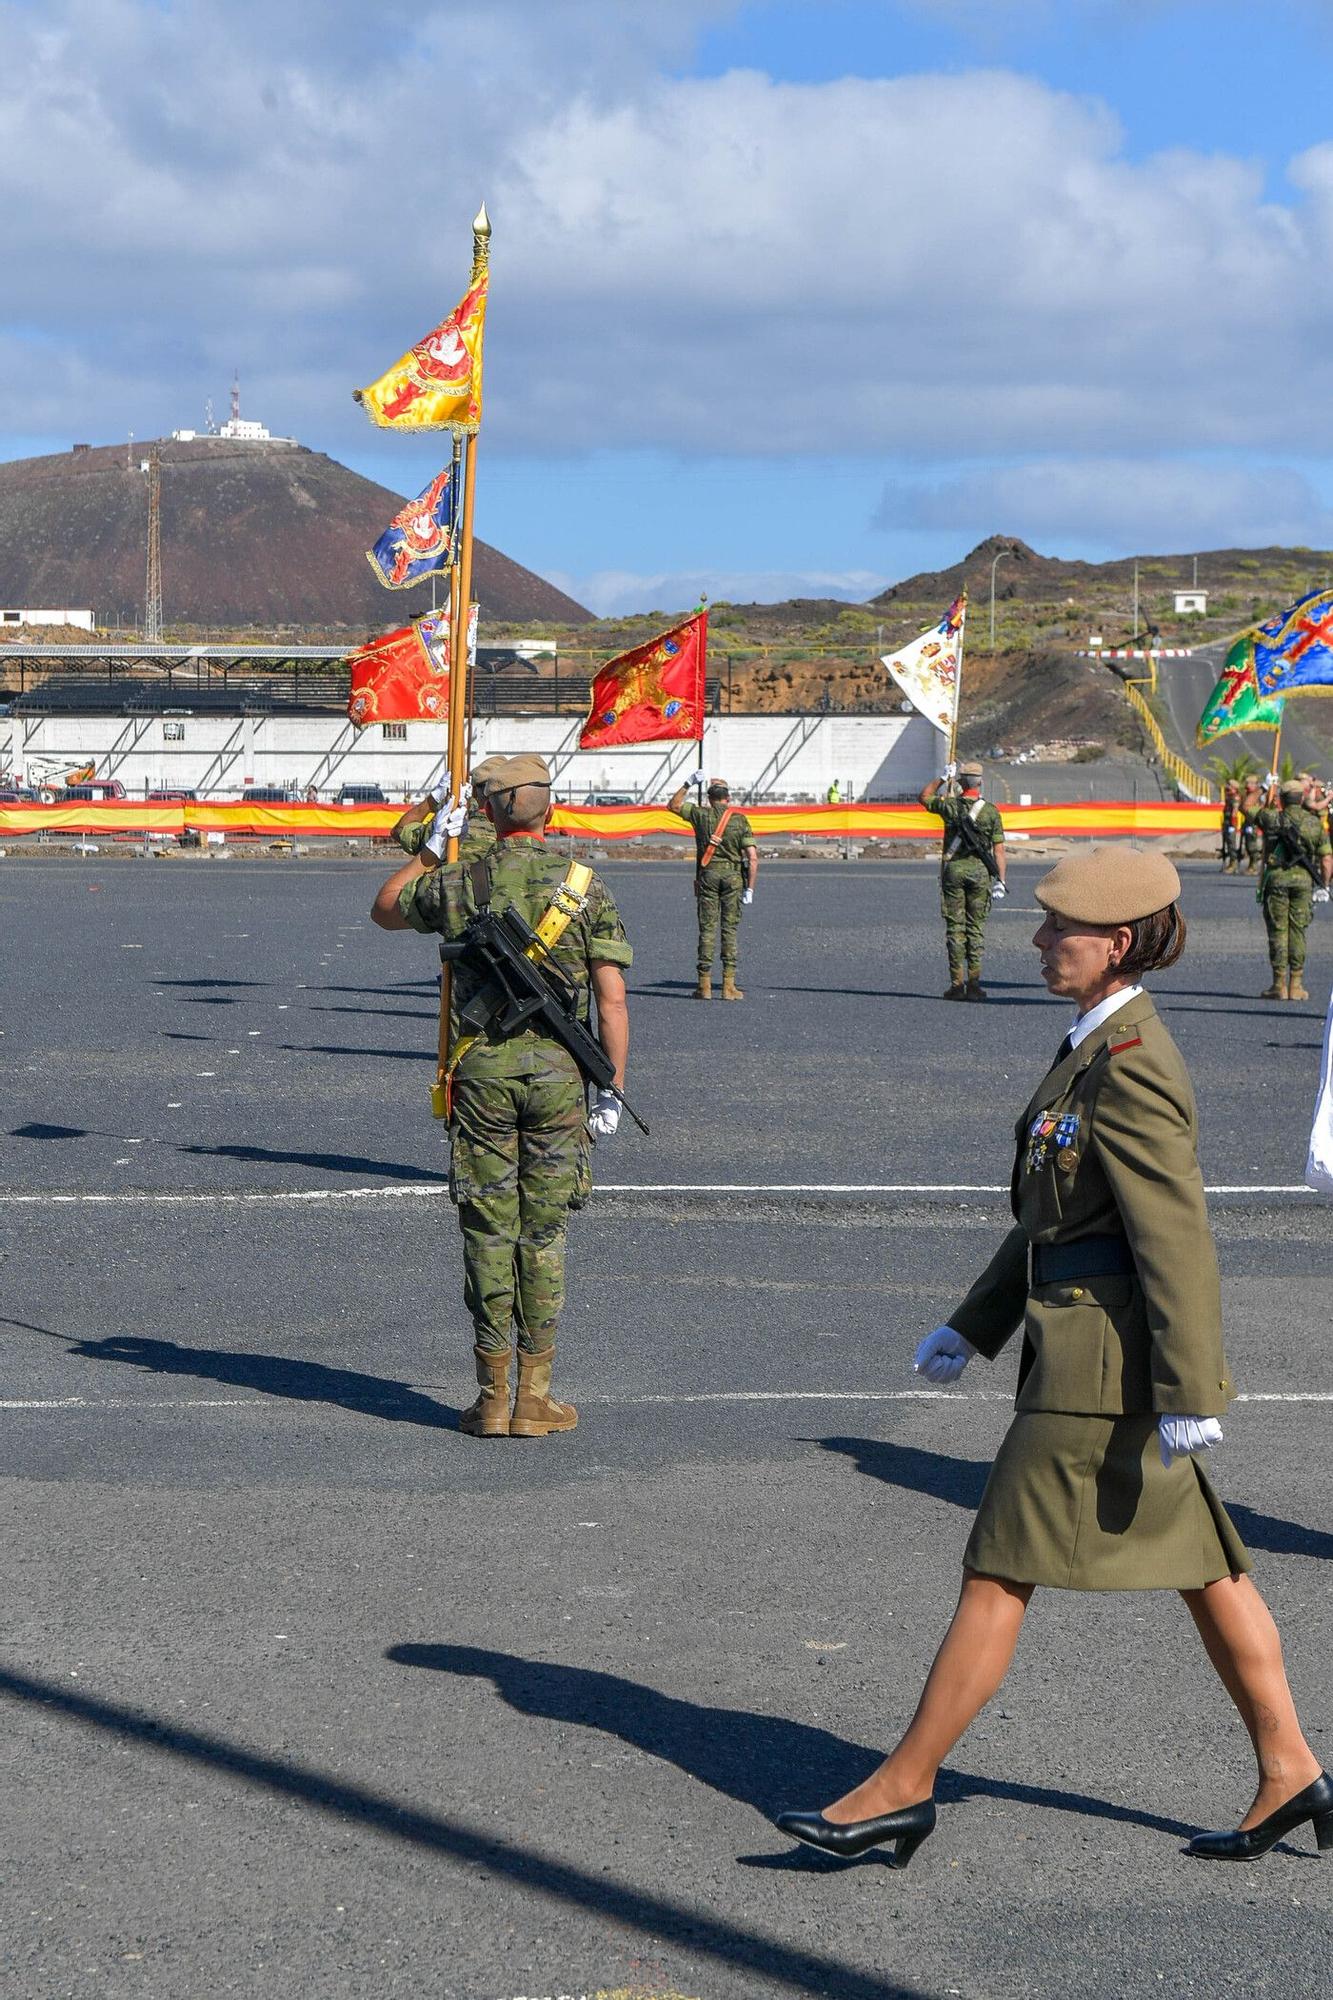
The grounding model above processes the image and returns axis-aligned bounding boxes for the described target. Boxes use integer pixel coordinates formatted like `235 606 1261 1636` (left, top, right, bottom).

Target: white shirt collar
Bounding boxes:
1068 983 1143 1051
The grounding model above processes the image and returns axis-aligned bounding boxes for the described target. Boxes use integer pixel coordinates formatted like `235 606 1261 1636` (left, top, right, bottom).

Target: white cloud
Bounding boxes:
4 0 1333 479
552 566 884 618
874 457 1333 553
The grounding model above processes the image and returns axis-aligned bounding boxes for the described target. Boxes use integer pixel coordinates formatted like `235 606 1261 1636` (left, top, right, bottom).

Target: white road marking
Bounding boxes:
0 1182 1317 1206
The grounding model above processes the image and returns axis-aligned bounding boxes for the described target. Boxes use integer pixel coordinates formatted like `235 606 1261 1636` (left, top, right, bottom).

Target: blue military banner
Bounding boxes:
366 465 456 590
1253 585 1333 698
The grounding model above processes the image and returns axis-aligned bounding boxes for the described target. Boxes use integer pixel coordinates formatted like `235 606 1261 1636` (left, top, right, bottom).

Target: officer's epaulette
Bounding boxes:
1108 1035 1143 1055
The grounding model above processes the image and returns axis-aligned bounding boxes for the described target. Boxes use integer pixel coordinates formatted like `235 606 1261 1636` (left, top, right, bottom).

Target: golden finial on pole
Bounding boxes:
471 202 491 275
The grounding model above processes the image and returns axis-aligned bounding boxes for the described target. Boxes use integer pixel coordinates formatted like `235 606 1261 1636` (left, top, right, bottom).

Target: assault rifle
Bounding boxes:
440 904 649 1134
945 803 1002 882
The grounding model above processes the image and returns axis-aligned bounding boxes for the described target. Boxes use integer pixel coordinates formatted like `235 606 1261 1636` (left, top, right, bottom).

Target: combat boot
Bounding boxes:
966 976 988 1001
510 1345 578 1437
460 1345 512 1437
1289 974 1310 1002
692 973 712 1000
943 977 966 1000
1260 973 1289 1001
721 972 744 1000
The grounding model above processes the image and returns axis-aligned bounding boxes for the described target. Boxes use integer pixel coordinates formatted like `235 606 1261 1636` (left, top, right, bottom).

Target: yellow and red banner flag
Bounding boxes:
578 611 708 750
354 276 488 434
881 593 965 736
346 612 450 726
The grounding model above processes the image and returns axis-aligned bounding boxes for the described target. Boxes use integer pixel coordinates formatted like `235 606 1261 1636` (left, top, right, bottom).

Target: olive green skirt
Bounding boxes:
964 1412 1251 1591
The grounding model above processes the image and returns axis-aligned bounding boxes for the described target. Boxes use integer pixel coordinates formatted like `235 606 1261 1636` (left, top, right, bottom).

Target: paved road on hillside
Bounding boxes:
2 855 1330 2000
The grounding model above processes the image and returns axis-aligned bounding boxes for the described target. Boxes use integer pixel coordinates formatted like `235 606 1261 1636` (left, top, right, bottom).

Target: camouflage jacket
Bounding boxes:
395 810 498 866
398 835 632 1078
1246 804 1331 886
926 794 1005 869
676 798 756 880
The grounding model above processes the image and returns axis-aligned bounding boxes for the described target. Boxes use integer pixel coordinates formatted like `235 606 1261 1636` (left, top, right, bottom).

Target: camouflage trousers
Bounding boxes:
941 859 993 976
1262 878 1315 973
696 869 744 973
449 1062 591 1356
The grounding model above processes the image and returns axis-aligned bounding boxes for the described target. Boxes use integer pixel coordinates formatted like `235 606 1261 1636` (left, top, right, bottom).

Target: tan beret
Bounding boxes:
959 761 984 780
468 754 507 795
489 753 551 791
1280 778 1305 801
1036 846 1181 925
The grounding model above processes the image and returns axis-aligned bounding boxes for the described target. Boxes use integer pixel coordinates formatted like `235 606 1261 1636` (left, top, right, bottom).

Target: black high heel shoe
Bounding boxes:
1187 1771 1333 1861
774 1799 936 1867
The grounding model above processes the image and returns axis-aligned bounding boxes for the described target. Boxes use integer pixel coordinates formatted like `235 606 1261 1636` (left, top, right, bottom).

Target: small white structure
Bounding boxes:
0 607 94 630
1174 590 1208 615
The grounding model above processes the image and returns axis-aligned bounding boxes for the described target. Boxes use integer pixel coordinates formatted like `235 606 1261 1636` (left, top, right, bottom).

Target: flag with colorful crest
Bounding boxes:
346 612 450 727
354 275 488 434
1196 638 1285 746
366 465 457 589
578 610 708 750
1252 585 1333 699
881 593 966 736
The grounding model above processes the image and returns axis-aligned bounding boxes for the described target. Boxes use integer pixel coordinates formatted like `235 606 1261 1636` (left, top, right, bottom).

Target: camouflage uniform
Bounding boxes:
399 836 632 1356
676 797 756 978
1245 801 1331 984
925 793 1006 983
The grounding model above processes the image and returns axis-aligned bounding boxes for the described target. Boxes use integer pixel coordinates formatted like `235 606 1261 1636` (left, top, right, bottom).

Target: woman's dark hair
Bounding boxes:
1118 902 1186 978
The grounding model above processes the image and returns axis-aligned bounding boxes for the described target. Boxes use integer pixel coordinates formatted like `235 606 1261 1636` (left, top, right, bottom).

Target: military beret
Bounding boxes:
1280 778 1305 801
958 761 984 780
707 777 730 795
489 752 551 791
1036 846 1181 925
468 754 507 795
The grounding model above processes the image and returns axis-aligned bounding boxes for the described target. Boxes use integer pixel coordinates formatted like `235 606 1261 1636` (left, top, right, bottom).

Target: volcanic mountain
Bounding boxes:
0 437 591 632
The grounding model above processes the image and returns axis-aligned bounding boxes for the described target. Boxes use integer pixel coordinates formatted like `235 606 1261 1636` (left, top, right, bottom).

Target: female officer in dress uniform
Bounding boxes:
777 846 1330 1868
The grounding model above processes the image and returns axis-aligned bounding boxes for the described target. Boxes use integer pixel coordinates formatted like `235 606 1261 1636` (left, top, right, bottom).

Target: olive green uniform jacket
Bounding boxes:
948 992 1247 1590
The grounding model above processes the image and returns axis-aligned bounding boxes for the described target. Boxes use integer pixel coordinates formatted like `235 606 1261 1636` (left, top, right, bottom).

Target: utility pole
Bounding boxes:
1132 560 1139 646
144 447 163 642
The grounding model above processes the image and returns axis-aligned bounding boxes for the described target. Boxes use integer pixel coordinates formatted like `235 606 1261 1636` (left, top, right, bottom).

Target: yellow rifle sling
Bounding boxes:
445 861 595 1082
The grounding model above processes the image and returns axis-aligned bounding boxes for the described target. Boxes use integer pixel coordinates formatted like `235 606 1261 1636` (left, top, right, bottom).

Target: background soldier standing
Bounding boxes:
371 754 633 1438
1240 775 1264 872
668 773 758 1000
1220 780 1241 873
919 760 1007 1000
1244 774 1333 1001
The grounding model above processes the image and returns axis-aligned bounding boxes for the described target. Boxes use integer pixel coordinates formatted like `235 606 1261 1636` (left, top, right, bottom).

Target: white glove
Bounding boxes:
991 881 1007 900
1315 888 1330 904
588 1088 621 1140
1158 1414 1224 1469
1266 771 1280 788
943 761 958 782
914 1325 976 1384
423 784 471 858
742 887 754 905
688 768 705 786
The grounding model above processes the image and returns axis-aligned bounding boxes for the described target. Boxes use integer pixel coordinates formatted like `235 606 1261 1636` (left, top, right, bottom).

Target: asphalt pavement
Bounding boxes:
2 851 1331 2000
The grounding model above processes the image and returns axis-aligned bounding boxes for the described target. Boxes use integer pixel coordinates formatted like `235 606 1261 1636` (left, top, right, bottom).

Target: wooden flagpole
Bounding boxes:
434 202 490 1118
695 595 708 806
946 590 967 780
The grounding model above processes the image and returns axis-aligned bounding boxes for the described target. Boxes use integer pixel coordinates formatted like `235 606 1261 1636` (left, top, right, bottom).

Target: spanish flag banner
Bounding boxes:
346 612 450 727
354 276 488 434
579 611 708 750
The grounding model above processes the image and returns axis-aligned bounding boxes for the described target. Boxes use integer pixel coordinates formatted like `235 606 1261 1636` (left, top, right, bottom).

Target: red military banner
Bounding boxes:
579 610 707 750
345 612 450 726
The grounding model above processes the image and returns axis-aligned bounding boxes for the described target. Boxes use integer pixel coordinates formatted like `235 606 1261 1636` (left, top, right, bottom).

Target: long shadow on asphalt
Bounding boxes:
815 1436 1333 1561
0 1663 927 2000
389 1644 1201 1848
278 1042 434 1063
9 1124 446 1183
60 1333 460 1429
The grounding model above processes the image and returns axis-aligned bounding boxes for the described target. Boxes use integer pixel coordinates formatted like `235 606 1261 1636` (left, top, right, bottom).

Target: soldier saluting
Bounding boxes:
668 773 758 1001
371 754 634 1439
919 760 1007 1000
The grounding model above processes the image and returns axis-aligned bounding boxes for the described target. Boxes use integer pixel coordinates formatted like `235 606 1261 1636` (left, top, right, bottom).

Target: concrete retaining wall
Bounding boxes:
0 710 939 801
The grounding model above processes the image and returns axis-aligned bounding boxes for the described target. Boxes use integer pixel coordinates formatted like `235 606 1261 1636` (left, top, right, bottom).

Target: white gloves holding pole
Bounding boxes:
423 783 471 859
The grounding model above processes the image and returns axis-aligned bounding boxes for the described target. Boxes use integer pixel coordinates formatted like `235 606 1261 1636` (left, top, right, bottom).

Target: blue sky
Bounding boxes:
5 0 1333 616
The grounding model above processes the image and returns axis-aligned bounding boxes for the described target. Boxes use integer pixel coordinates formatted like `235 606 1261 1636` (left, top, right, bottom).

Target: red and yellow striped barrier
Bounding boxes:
0 799 1221 840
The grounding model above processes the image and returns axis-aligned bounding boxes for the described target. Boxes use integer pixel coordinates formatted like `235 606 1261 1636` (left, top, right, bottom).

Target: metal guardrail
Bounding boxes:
1123 682 1214 802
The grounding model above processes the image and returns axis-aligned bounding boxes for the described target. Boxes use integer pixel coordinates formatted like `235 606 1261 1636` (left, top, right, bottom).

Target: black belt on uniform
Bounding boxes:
1031 1235 1135 1285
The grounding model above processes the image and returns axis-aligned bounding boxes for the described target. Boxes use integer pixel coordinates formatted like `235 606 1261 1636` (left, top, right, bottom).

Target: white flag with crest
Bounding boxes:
881 593 966 736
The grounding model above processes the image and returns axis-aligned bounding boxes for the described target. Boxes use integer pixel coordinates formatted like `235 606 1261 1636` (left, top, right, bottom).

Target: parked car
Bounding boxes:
0 786 37 803
147 788 198 802
240 785 297 804
59 780 127 801
581 791 637 806
336 783 387 805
